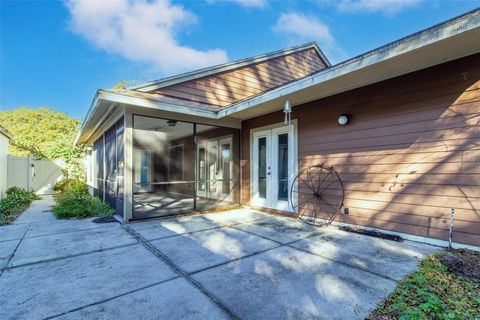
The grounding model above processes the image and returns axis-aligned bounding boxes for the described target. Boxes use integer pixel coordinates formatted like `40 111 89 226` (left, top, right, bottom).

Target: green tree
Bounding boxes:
0 107 85 178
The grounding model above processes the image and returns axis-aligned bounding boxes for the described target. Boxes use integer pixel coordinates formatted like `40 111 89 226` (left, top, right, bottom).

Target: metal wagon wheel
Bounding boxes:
290 165 344 226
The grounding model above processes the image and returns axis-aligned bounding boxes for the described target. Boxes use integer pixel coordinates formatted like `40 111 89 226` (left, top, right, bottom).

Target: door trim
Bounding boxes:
249 120 298 212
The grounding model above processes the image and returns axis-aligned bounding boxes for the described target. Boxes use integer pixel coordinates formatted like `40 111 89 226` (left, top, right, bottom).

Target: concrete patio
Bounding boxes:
0 196 439 320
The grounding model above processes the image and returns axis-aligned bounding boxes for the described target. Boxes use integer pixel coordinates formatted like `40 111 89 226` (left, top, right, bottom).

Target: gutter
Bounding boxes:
74 89 219 145
75 8 480 144
219 8 480 118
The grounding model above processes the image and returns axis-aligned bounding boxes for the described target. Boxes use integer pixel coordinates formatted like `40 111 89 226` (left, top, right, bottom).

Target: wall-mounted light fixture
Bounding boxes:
86 146 93 152
284 100 292 126
167 120 177 127
337 114 349 126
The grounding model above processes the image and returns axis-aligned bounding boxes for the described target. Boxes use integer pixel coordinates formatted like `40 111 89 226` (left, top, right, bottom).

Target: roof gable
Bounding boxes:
131 43 329 108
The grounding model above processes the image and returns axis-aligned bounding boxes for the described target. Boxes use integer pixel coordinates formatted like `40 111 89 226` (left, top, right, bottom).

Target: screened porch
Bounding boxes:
130 115 241 219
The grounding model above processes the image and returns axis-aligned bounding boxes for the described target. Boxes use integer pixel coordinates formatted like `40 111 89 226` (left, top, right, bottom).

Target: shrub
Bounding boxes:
53 178 88 194
52 183 114 219
0 187 39 225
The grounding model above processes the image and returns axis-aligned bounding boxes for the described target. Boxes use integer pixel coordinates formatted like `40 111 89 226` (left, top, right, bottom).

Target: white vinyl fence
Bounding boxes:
7 156 65 195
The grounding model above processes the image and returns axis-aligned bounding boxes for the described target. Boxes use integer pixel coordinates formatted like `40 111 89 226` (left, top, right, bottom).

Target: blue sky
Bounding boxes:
1 0 479 120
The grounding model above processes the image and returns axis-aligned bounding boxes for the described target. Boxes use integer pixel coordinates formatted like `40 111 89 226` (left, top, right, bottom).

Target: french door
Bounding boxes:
252 125 296 212
197 136 233 201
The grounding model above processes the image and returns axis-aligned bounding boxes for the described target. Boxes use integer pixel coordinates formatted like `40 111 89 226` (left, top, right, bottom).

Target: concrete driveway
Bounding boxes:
0 196 438 320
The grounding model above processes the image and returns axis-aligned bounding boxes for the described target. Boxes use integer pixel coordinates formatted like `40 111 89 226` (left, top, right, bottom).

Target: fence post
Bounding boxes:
448 208 455 249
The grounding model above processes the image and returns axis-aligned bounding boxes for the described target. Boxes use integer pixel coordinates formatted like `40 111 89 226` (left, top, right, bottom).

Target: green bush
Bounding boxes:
52 183 114 219
53 178 88 193
0 187 39 225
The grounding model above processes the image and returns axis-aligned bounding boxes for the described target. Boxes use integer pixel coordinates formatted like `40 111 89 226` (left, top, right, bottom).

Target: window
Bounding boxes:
169 145 183 181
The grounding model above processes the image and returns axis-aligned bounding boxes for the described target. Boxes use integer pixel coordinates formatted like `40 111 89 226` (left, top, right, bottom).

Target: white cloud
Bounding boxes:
272 12 333 44
65 0 228 74
335 0 422 14
272 12 347 64
206 0 268 8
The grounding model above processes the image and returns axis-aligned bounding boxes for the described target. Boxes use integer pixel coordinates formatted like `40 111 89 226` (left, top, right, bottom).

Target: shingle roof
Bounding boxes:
130 42 329 109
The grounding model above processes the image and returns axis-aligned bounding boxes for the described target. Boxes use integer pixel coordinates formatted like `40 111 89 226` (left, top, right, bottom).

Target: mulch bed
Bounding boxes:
91 216 118 224
439 249 480 281
338 225 403 242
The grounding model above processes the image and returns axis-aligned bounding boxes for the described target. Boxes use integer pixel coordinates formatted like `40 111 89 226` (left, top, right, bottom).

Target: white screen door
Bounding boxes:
252 125 295 211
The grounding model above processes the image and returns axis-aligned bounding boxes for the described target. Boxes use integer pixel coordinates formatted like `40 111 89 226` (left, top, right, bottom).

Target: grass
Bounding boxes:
52 179 114 219
369 249 480 320
0 187 39 225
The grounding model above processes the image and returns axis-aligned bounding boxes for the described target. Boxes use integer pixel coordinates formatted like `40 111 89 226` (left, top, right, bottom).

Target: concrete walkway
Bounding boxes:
0 197 439 320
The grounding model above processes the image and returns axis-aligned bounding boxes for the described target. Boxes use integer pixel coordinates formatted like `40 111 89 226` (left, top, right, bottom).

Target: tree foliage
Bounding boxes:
0 107 83 162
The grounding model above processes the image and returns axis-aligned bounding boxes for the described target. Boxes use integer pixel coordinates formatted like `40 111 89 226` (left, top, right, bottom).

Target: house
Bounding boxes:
0 125 13 199
76 9 480 248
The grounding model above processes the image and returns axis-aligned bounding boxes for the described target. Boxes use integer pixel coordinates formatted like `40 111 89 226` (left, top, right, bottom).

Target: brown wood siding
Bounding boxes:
241 53 480 247
151 48 326 107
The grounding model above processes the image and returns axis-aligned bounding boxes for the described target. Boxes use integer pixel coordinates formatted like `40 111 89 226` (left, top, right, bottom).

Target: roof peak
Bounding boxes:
129 42 330 92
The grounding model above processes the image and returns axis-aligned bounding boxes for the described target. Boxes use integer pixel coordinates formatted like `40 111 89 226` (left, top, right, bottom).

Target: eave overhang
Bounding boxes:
220 8 480 119
74 89 220 145
75 8 480 145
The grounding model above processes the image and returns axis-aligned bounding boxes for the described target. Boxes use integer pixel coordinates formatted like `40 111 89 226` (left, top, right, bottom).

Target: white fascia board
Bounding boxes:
131 42 325 92
99 91 218 119
309 41 331 67
81 103 119 146
219 8 480 118
74 90 220 145
74 91 101 145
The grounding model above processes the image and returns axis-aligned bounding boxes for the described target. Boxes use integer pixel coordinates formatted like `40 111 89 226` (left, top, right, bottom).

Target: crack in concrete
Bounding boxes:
0 223 31 277
2 242 139 271
22 224 112 240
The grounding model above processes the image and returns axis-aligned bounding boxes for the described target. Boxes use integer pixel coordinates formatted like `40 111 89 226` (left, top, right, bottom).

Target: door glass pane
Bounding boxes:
278 133 288 201
221 143 231 195
141 151 150 186
208 145 217 193
198 147 206 191
258 137 267 199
